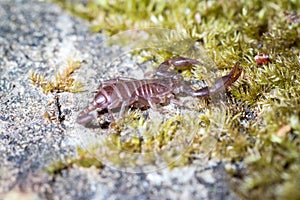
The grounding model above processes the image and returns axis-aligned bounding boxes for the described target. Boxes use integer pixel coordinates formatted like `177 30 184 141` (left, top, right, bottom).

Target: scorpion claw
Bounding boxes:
167 57 202 68
76 104 98 126
157 57 202 77
76 112 95 126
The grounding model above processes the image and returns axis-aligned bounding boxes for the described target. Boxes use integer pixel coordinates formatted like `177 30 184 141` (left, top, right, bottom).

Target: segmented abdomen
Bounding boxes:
101 78 172 107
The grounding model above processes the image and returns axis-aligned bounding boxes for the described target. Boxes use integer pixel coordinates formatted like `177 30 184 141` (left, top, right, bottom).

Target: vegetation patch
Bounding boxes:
46 147 103 175
30 58 83 123
30 58 83 94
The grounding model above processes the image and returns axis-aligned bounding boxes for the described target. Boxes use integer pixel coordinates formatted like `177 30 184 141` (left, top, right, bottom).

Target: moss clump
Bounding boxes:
30 59 83 93
97 109 201 169
46 147 103 175
53 0 300 199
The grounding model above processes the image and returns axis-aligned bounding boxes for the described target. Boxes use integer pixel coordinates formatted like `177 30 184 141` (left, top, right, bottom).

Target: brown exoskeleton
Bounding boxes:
76 57 242 127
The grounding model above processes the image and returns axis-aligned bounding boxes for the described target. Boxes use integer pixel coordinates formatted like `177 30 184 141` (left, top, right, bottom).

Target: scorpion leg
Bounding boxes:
183 63 242 97
147 98 158 110
102 77 137 85
157 57 202 77
107 98 123 122
132 96 158 110
118 99 131 119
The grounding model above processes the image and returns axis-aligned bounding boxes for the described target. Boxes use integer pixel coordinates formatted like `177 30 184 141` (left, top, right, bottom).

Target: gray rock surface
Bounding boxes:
0 0 238 199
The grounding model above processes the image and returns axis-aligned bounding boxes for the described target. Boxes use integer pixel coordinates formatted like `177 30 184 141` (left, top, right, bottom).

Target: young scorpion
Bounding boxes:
76 57 242 127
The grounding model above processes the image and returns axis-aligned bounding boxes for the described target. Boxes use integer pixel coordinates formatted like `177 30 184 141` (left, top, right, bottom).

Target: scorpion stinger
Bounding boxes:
182 62 242 97
209 62 242 94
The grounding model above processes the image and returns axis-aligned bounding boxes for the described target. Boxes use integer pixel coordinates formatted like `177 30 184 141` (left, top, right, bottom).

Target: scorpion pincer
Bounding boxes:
76 57 242 127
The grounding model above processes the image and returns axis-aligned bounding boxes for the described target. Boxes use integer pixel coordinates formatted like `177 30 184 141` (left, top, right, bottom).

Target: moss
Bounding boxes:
30 58 83 93
52 0 300 199
96 109 202 169
46 147 103 175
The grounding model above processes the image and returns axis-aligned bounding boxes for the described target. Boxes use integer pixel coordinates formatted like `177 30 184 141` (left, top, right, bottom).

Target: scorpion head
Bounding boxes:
93 90 110 108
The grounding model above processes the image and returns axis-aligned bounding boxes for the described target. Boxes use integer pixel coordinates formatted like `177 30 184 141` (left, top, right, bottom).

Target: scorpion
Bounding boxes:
76 57 242 127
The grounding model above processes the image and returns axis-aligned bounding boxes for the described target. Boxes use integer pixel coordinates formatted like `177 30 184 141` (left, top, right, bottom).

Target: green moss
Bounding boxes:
30 58 83 93
96 110 201 169
52 0 300 199
46 147 103 175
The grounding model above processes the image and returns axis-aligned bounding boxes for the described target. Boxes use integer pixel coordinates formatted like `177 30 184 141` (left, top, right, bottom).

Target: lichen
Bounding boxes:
52 0 300 199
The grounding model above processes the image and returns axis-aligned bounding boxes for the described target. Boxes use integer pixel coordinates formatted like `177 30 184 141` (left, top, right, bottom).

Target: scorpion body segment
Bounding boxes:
77 57 242 127
76 77 178 126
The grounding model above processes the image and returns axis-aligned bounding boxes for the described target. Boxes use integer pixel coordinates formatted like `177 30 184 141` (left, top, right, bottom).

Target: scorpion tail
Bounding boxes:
188 62 242 98
210 62 242 94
